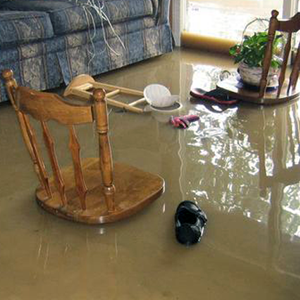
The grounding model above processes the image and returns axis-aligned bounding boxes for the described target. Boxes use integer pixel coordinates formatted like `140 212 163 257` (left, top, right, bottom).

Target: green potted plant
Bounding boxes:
229 31 283 86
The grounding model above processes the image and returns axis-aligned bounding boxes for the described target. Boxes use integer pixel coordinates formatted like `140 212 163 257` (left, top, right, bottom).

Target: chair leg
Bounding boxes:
99 134 116 212
103 185 116 212
93 89 116 212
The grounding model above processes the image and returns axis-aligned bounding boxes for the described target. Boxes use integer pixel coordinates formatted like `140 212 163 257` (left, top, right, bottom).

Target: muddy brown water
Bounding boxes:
0 49 299 299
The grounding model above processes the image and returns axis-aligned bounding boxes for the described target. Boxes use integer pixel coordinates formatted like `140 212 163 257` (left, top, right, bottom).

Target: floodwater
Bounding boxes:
0 49 299 299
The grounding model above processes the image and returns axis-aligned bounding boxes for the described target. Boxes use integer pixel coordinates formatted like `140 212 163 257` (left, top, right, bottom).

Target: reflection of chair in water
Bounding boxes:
2 69 164 224
218 10 300 104
257 105 300 279
233 104 300 190
234 103 300 280
256 107 300 190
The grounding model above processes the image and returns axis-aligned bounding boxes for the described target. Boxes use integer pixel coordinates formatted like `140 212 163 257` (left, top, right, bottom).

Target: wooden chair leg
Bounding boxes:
93 89 116 212
3 70 52 198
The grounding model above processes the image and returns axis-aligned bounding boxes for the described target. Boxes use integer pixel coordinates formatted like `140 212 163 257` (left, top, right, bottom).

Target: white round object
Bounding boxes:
144 84 176 108
149 100 182 113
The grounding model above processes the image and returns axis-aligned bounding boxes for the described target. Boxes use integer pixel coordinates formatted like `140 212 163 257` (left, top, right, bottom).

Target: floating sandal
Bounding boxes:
190 88 239 105
175 200 208 246
169 115 199 129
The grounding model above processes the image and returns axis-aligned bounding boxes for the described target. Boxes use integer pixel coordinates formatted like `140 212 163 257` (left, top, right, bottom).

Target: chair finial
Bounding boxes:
271 10 279 18
93 88 106 102
2 69 14 82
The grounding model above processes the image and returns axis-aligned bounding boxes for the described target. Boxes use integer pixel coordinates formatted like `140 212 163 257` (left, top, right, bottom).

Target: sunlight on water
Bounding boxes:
186 64 300 239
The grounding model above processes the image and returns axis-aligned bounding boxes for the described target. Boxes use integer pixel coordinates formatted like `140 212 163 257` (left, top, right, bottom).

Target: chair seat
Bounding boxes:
36 158 164 224
217 76 300 105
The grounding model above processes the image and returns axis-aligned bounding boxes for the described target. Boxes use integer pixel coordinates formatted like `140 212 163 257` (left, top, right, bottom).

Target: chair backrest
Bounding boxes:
2 69 114 211
260 10 300 98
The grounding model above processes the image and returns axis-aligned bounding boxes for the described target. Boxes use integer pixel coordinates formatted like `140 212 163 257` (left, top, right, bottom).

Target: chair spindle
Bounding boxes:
93 89 116 212
288 45 300 94
277 32 292 98
41 121 67 206
2 70 52 198
68 125 88 210
259 10 279 98
23 115 52 198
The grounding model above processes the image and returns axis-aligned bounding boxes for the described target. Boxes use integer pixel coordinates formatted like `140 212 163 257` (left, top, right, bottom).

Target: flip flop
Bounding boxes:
190 88 239 105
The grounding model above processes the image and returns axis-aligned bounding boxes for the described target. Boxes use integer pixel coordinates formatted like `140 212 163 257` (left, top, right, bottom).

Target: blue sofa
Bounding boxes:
0 0 173 103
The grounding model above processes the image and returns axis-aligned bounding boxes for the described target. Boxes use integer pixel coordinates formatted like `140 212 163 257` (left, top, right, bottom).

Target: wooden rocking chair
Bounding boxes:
2 70 164 224
218 10 300 105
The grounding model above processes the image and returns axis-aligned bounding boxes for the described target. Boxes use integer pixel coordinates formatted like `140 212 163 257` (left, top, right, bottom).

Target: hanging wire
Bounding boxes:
71 0 126 71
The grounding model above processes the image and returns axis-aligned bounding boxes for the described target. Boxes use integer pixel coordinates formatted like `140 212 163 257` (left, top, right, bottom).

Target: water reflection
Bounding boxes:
233 103 300 237
180 89 300 278
188 65 300 238
186 101 300 231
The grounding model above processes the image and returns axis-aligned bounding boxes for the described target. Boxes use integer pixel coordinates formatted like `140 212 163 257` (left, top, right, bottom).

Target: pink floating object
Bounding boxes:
169 115 199 129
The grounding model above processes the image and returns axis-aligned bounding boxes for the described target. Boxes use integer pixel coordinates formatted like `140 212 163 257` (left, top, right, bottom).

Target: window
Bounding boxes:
185 0 283 41
171 0 299 51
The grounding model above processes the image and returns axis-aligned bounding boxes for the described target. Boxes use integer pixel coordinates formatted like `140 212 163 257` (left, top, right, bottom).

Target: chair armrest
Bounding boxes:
152 0 171 25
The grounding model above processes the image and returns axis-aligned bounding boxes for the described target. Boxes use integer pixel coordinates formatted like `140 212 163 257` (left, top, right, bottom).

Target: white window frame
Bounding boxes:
171 0 186 46
172 0 299 47
283 0 298 18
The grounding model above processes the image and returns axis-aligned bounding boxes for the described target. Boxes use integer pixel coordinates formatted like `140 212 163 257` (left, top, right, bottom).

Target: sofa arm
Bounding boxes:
152 0 171 25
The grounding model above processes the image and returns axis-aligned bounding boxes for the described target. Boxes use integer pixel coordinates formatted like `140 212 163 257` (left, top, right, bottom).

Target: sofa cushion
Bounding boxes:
2 0 155 35
0 10 54 48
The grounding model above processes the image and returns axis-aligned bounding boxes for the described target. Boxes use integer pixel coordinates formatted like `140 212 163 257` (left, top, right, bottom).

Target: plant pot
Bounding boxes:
238 62 279 87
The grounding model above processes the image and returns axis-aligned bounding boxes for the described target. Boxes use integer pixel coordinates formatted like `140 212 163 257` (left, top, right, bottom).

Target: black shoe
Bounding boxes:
175 200 207 246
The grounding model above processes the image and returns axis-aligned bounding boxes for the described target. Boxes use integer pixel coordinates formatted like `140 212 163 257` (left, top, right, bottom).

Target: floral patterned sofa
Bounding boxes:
0 0 173 103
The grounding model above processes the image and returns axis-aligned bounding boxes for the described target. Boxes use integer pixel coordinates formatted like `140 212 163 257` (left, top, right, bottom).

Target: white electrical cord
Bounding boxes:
71 0 126 70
